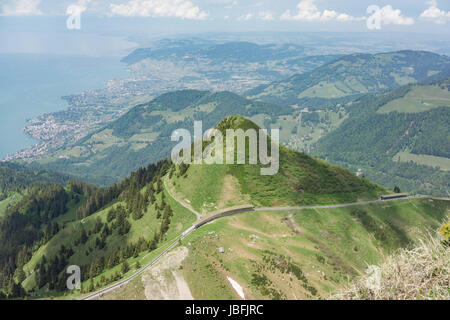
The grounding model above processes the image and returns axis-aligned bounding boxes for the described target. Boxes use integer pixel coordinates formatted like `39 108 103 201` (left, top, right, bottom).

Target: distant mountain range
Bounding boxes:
246 50 450 108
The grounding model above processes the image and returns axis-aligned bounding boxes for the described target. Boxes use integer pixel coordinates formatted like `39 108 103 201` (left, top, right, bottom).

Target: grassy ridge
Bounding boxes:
37 91 293 186
170 116 385 213
246 50 450 108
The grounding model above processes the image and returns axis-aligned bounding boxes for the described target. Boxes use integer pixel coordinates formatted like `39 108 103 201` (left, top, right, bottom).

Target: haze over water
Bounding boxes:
0 17 136 158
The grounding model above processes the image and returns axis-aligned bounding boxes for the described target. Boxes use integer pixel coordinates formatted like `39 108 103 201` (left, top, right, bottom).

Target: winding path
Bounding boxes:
81 190 423 300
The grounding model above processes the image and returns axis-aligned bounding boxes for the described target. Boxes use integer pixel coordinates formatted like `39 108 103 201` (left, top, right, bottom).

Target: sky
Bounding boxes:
0 0 449 34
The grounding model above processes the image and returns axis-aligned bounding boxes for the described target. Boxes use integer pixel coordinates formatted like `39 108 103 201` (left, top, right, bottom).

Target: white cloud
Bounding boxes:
420 0 450 24
109 0 208 19
0 0 42 16
225 0 238 9
237 13 253 21
259 11 274 21
66 0 91 15
280 0 361 22
211 0 237 8
376 5 414 25
337 13 356 22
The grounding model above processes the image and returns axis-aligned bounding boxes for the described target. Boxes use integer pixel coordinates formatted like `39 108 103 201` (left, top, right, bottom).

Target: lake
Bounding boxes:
0 53 131 158
0 17 138 159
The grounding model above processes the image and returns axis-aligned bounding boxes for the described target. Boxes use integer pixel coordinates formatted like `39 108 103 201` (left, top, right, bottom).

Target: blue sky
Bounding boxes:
0 0 449 33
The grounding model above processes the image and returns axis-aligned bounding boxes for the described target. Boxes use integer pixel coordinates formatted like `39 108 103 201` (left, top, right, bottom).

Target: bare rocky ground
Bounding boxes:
141 246 193 300
97 246 193 300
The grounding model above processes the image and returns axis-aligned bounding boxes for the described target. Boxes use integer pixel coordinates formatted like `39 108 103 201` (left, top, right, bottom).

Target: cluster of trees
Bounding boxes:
75 159 170 219
79 237 152 293
16 183 69 224
75 184 121 220
0 183 75 298
35 245 74 292
301 112 320 125
0 163 70 193
78 205 174 293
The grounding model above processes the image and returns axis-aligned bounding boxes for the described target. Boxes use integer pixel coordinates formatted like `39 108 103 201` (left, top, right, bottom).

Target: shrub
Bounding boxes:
333 223 450 300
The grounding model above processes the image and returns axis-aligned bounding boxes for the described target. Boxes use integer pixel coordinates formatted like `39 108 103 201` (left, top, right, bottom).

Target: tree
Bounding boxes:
107 208 116 222
121 261 130 274
80 228 88 244
394 186 401 193
132 210 143 221
135 261 141 269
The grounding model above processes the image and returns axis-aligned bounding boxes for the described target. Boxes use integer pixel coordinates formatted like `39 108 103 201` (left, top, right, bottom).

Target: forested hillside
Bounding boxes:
0 162 70 193
0 163 72 218
0 158 194 298
314 79 450 195
1 115 448 300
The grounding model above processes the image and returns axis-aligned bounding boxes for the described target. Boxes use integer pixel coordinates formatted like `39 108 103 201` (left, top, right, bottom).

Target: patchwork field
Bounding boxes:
377 85 450 114
393 151 450 171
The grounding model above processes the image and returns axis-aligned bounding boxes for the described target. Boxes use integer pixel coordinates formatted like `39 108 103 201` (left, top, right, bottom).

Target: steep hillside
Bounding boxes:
167 115 386 215
99 199 449 300
0 158 199 299
246 50 450 108
335 222 449 300
314 79 450 196
177 198 448 300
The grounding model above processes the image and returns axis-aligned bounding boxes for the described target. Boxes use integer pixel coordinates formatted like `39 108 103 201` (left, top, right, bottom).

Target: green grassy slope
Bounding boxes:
0 158 199 299
168 115 386 214
180 198 449 300
377 83 450 114
246 50 450 108
4 112 447 300
0 192 22 218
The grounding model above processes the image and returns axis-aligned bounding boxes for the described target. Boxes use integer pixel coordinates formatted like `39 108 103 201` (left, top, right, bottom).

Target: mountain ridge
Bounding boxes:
246 50 450 108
